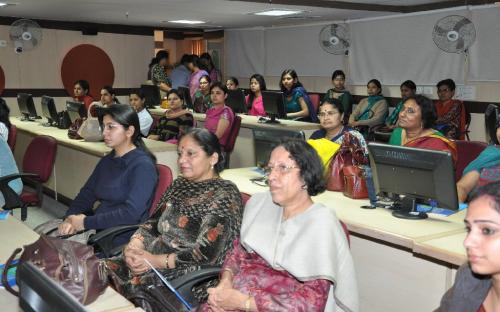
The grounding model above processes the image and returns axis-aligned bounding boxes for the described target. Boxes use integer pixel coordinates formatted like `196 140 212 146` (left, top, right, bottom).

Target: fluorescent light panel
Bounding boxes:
0 2 9 7
253 9 304 16
168 20 205 24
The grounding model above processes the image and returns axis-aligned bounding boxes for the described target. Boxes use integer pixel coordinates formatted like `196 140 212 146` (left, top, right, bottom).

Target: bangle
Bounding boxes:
244 295 251 312
222 268 234 277
164 254 169 269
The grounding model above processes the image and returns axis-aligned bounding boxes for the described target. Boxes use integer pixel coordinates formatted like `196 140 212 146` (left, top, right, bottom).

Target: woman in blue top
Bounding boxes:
0 139 22 207
58 104 158 246
280 69 318 123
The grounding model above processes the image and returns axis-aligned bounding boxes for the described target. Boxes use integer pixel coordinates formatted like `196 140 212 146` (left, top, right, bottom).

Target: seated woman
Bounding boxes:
188 55 209 100
434 78 466 140
225 77 239 91
107 128 243 308
246 74 267 117
435 181 500 312
323 70 354 123
280 69 318 122
204 82 235 148
205 140 358 312
384 80 416 130
58 105 158 246
73 79 94 112
148 89 194 142
0 98 11 142
100 86 121 107
349 79 388 137
457 106 500 202
193 75 212 113
129 89 153 137
310 98 368 157
389 94 457 164
0 139 23 208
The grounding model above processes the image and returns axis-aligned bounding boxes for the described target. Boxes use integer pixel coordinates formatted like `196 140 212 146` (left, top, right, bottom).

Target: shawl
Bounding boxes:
463 145 500 176
240 192 359 312
285 86 318 122
434 99 466 139
324 88 354 116
356 95 384 121
385 100 404 126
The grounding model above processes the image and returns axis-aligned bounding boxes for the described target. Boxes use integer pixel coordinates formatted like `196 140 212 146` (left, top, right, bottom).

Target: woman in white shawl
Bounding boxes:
205 139 358 312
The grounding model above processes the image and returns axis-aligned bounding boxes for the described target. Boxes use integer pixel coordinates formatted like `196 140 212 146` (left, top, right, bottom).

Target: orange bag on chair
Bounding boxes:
342 165 368 199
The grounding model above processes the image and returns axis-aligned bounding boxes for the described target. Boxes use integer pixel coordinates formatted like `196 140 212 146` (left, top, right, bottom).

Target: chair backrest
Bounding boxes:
22 135 57 182
148 164 174 216
455 140 488 181
224 115 242 154
7 124 17 151
308 93 320 114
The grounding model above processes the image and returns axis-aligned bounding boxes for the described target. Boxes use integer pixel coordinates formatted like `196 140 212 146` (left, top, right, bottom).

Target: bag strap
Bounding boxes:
2 247 23 297
87 102 101 118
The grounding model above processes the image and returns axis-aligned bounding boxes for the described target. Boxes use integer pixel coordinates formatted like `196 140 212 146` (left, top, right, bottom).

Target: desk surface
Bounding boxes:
11 118 176 157
413 232 467 266
0 215 137 312
221 167 467 253
149 107 320 131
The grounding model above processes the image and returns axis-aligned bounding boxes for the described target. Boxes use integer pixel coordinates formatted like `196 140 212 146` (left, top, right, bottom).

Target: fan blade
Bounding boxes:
330 24 338 36
453 18 471 32
339 38 350 49
434 25 447 37
455 38 464 51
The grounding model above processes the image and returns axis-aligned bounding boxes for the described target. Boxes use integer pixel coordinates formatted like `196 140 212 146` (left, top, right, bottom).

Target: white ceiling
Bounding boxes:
0 0 466 29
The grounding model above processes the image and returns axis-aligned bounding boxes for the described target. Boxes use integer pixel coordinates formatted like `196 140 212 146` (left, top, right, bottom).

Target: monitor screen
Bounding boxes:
41 96 59 126
226 89 247 114
18 262 87 312
262 91 286 123
368 142 458 218
177 86 193 110
17 93 39 121
253 128 305 168
66 101 86 124
141 84 160 109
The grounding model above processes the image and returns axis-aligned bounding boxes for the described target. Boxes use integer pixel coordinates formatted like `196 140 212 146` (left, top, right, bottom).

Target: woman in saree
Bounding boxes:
389 94 457 164
434 79 466 140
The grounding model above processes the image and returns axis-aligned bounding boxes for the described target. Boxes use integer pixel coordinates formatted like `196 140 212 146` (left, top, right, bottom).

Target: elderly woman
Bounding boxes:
457 104 500 202
389 94 457 164
107 128 243 309
205 140 358 312
310 98 368 157
435 181 500 312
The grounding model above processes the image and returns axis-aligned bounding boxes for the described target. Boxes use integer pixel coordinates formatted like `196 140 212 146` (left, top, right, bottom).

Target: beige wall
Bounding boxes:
0 25 154 113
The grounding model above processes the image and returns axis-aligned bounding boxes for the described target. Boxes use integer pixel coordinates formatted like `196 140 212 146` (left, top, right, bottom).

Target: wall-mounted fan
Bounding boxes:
9 19 42 54
432 15 476 54
319 24 349 55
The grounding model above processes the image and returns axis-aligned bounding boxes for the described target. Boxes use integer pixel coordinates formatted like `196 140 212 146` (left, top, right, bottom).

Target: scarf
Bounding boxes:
463 145 500 176
356 95 384 121
385 100 404 125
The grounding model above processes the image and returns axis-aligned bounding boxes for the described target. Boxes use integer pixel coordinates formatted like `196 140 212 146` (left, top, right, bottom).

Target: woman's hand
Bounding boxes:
58 214 86 235
147 134 160 140
58 220 75 235
124 246 166 276
207 287 252 312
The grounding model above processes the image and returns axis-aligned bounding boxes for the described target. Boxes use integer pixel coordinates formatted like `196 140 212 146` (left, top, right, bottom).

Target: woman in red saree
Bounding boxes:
434 79 466 140
389 94 457 165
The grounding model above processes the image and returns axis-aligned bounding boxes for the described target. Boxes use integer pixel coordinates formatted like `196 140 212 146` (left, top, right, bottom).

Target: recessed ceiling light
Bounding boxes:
167 20 205 25
252 9 304 16
0 2 10 7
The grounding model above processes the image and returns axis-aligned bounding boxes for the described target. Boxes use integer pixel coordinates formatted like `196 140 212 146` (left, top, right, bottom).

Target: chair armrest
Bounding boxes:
87 224 141 257
0 173 38 210
0 173 38 185
170 265 222 306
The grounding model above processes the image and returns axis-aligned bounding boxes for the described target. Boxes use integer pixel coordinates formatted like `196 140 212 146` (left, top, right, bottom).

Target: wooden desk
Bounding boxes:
0 215 138 312
10 118 178 200
220 167 467 312
150 108 320 168
414 232 467 266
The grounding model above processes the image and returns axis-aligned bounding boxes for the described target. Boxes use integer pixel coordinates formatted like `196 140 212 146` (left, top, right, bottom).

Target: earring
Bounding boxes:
211 164 214 170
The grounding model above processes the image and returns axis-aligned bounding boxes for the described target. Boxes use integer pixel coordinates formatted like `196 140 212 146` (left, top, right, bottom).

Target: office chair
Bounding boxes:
0 135 57 221
455 140 488 181
7 124 17 151
223 115 242 168
88 164 174 257
308 93 321 114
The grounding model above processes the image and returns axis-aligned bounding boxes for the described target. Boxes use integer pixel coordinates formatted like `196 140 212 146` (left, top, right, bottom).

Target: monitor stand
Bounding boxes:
392 196 428 220
264 114 281 124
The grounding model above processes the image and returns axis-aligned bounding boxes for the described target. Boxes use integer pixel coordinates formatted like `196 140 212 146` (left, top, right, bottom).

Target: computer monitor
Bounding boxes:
253 128 305 168
178 86 193 110
18 261 87 312
226 89 247 114
65 101 86 124
141 84 160 109
41 96 59 127
262 91 286 124
367 142 459 219
17 93 40 121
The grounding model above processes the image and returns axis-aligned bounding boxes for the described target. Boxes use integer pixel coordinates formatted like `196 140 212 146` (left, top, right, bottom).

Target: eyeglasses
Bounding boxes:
318 111 339 118
264 164 298 175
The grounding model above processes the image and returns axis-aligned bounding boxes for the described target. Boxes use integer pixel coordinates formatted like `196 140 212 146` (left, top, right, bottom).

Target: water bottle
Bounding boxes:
363 165 378 207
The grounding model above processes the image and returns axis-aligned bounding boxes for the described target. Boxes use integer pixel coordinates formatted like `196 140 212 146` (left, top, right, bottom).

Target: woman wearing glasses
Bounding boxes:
310 98 368 157
205 140 358 312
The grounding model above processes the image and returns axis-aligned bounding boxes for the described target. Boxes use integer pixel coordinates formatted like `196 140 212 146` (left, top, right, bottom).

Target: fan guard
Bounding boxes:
319 24 350 55
432 15 476 53
9 19 43 52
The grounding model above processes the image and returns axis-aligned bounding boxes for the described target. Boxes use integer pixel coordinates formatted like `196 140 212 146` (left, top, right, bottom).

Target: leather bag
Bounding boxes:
77 103 103 142
343 165 369 199
1 234 108 305
67 117 83 139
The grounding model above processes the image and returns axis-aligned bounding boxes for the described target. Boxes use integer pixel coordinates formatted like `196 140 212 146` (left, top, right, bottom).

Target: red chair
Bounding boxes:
7 124 17 152
241 192 251 206
308 93 321 114
0 135 57 221
224 115 242 168
455 140 488 181
149 164 174 215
